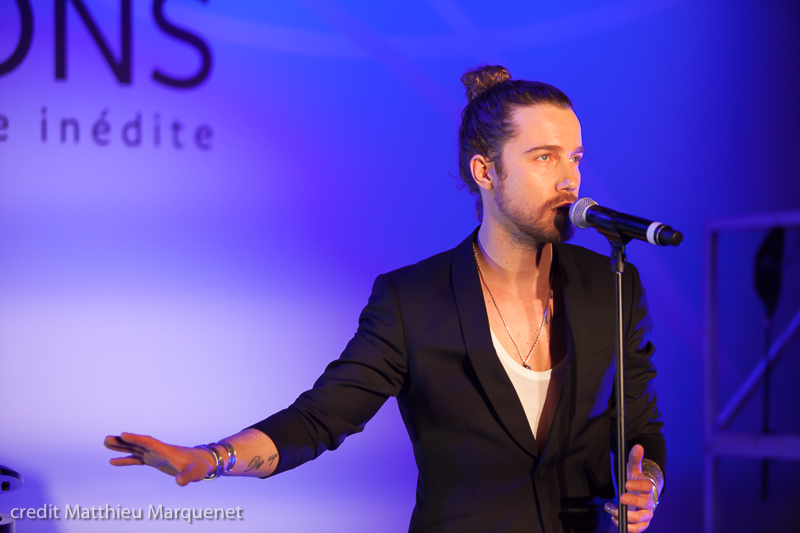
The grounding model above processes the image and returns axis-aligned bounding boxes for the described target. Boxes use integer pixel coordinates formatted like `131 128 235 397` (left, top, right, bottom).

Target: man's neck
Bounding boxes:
476 221 553 293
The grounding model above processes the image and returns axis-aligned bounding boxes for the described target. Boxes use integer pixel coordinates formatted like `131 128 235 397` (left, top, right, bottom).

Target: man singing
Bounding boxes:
106 65 665 532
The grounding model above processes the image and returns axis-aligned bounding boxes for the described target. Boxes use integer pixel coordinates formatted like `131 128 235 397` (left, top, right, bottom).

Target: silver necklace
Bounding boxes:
473 241 552 371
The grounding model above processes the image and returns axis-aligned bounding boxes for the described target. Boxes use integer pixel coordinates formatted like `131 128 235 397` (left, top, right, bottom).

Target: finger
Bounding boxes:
625 508 653 532
117 433 174 456
104 441 148 455
105 435 136 450
620 492 652 510
624 504 654 521
104 437 143 452
611 513 651 533
105 435 152 454
628 522 648 533
626 479 653 494
627 444 644 478
118 432 161 447
110 456 145 466
175 471 193 486
605 500 654 519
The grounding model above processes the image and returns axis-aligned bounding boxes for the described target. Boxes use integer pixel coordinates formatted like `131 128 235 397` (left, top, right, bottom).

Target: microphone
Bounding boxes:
569 198 683 246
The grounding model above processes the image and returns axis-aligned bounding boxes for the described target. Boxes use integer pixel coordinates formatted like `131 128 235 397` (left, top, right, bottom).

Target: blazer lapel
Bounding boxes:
451 228 539 458
539 243 608 465
536 243 578 464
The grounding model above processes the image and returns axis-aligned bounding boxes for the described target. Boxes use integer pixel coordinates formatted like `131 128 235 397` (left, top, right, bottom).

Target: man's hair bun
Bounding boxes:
461 65 512 102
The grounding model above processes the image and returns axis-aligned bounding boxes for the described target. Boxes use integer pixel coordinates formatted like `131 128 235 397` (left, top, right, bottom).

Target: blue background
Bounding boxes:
1 1 799 531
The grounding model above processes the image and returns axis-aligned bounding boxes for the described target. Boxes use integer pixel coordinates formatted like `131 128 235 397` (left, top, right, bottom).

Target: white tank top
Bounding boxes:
490 329 568 452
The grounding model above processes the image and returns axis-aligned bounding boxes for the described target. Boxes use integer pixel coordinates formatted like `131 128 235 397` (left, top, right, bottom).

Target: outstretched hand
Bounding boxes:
104 433 214 486
603 444 658 532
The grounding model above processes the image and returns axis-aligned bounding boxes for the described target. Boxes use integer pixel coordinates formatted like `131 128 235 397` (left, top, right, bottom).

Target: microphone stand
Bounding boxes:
569 197 680 532
609 237 631 533
590 216 634 533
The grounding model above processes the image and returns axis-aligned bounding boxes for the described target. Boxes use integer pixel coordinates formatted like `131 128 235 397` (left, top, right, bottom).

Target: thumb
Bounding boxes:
627 444 644 479
175 461 208 486
175 471 192 486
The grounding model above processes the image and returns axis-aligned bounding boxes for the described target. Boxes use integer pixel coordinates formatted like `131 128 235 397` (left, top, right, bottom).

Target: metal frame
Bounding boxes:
703 210 800 533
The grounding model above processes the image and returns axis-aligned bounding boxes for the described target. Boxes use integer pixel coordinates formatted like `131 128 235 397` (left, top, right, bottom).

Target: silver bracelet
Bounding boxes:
195 444 223 480
644 475 660 507
219 441 237 473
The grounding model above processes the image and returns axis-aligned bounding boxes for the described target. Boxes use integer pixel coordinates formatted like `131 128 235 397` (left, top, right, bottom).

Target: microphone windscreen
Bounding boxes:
569 197 597 229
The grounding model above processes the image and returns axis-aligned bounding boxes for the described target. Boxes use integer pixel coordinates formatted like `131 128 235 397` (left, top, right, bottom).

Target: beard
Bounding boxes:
495 182 576 246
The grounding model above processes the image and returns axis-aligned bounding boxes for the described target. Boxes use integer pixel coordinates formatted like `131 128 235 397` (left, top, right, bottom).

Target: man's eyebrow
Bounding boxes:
524 144 585 154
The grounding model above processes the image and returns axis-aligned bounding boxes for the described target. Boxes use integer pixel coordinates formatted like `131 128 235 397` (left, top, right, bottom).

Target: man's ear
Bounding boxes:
470 154 495 192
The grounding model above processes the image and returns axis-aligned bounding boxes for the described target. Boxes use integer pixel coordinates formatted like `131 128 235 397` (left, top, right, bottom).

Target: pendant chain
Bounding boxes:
473 241 552 371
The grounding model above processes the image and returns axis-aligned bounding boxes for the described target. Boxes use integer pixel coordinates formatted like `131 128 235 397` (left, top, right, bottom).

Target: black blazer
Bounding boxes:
252 229 666 532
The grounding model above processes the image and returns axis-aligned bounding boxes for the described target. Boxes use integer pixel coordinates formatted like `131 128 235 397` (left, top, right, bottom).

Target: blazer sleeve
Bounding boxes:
247 273 408 475
620 262 667 487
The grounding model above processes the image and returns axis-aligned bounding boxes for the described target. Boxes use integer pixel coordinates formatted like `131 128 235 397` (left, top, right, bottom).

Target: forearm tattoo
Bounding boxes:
244 456 265 472
641 458 665 495
267 453 277 466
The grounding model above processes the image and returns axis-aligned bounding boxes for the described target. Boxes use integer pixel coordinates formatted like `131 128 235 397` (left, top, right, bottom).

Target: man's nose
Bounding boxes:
557 166 580 192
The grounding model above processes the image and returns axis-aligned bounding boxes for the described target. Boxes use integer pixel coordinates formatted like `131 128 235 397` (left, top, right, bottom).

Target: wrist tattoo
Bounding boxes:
244 456 265 472
268 453 278 466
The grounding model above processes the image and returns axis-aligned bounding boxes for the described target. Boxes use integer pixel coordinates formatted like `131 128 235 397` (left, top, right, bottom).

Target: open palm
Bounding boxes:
104 432 212 486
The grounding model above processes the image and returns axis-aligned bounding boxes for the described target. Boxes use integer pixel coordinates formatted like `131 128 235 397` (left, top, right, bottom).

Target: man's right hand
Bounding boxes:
104 429 280 483
104 432 215 486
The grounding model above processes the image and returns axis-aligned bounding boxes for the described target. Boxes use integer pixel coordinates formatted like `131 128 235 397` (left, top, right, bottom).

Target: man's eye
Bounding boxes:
570 156 581 163
539 154 550 161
